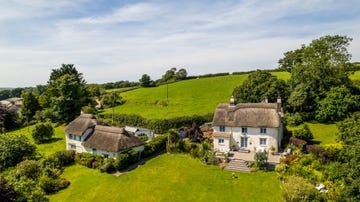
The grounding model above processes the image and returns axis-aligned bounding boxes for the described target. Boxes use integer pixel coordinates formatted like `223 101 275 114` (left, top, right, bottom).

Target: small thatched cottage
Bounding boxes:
65 114 145 158
212 96 284 153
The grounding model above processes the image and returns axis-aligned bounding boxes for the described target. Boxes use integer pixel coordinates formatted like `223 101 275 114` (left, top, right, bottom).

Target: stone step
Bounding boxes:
224 159 252 172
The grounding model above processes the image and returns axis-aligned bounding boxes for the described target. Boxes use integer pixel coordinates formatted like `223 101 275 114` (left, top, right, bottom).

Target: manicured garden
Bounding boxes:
49 154 282 202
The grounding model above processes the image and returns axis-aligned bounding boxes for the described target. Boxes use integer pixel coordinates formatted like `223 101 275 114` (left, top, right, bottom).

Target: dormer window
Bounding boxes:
219 126 226 132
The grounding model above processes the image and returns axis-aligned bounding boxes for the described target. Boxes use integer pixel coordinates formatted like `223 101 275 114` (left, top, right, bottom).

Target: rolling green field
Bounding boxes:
349 70 360 80
6 124 66 156
49 154 282 202
102 72 290 119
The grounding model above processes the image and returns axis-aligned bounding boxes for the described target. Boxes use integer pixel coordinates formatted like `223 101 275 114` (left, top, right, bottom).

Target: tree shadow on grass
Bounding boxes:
309 140 321 145
40 137 63 144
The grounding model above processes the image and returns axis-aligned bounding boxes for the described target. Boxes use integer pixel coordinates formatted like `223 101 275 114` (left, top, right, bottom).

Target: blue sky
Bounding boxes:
1 0 360 87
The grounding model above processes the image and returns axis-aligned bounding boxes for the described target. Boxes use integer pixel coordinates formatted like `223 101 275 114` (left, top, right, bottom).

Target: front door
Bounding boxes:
240 137 248 148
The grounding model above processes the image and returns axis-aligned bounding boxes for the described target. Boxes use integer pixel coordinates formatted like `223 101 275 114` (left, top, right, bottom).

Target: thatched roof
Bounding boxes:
212 103 282 128
64 114 102 136
83 125 146 152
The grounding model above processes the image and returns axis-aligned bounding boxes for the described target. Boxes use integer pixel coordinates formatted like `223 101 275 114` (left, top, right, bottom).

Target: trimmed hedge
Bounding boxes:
99 113 213 134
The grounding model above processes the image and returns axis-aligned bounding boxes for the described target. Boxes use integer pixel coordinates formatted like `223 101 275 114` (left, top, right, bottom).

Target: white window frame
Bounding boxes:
260 128 267 134
218 138 225 145
260 138 267 146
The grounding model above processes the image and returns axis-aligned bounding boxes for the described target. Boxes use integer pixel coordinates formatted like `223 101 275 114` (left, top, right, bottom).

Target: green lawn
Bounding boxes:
49 154 282 202
102 72 290 119
349 70 360 80
287 122 338 145
6 124 66 156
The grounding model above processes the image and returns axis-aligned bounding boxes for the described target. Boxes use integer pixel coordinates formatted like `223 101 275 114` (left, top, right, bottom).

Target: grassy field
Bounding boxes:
102 72 290 119
349 70 360 80
49 154 282 202
286 122 338 145
6 124 66 156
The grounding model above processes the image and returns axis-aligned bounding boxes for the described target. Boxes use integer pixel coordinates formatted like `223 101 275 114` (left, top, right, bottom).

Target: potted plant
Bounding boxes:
270 146 276 155
231 144 236 151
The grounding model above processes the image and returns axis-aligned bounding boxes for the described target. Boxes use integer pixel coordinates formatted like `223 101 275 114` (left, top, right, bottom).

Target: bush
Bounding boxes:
100 158 116 173
31 122 54 144
15 160 41 180
292 124 313 142
142 134 168 157
282 176 318 202
285 112 304 126
75 153 103 168
253 151 268 170
42 150 75 169
114 153 129 170
0 134 36 171
39 176 70 194
306 145 331 163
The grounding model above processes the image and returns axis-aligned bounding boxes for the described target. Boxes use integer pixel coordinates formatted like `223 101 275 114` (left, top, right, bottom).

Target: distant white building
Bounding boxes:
212 96 284 153
64 114 145 158
125 126 154 140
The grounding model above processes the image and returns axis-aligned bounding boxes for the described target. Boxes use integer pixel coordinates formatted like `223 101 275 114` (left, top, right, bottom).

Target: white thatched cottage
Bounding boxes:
212 96 284 153
65 114 145 158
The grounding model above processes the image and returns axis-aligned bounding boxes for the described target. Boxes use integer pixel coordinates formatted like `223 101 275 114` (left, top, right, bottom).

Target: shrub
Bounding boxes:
127 149 139 164
285 112 304 126
0 134 36 171
282 154 300 165
115 153 129 170
100 158 116 173
31 122 54 144
75 153 103 168
306 145 331 162
15 160 41 180
292 124 313 142
42 150 75 169
39 176 70 194
282 176 318 202
253 151 268 170
142 134 168 157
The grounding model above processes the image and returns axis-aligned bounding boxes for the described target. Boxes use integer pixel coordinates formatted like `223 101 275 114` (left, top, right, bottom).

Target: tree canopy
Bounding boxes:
284 35 353 112
232 70 288 103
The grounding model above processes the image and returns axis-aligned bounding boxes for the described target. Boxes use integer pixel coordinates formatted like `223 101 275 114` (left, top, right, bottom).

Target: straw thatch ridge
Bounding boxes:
65 113 103 136
83 125 146 152
212 103 282 128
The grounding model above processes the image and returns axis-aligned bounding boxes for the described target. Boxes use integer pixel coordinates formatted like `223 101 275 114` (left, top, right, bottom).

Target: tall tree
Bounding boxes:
284 35 353 112
139 74 153 87
42 64 91 123
232 70 288 103
21 90 40 122
175 68 188 80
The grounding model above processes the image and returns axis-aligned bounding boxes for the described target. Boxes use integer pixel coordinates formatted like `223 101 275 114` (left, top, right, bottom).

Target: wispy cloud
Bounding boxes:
0 0 359 87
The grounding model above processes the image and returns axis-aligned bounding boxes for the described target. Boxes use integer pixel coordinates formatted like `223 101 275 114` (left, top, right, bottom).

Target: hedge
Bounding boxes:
99 113 213 134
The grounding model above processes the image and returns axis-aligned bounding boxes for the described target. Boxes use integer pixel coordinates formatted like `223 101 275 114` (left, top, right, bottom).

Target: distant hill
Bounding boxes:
101 72 290 119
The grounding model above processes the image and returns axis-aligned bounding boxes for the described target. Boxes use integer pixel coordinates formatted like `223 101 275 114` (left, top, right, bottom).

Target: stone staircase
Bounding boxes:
224 159 252 172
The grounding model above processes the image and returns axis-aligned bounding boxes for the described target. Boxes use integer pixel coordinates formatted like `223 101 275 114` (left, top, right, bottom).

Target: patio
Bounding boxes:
228 150 281 164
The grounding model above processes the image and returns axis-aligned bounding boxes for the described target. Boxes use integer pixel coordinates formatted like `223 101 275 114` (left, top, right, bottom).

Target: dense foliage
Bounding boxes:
38 64 93 123
101 113 213 134
31 122 54 144
0 134 36 171
20 90 40 122
0 105 18 132
232 70 288 103
285 35 354 114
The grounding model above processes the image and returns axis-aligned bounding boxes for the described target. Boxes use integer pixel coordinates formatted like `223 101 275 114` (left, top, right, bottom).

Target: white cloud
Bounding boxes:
0 0 359 87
